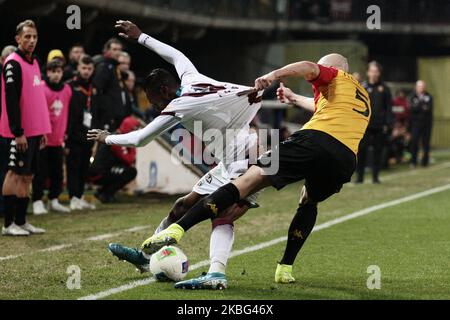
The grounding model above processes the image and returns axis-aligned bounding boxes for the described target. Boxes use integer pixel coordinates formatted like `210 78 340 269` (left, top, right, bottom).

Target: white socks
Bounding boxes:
150 218 235 274
208 224 234 275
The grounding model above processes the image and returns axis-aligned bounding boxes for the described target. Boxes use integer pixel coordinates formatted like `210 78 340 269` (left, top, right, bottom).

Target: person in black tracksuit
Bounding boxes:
92 38 131 131
0 46 17 217
89 116 139 203
63 43 85 82
356 61 393 184
0 60 3 216
66 55 96 209
409 80 433 167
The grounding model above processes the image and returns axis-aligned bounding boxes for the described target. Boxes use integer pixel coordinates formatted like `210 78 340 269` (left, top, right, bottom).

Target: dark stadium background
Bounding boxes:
2 0 450 146
2 0 450 83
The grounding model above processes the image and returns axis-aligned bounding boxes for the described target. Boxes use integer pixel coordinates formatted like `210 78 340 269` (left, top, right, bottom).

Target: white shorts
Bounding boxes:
192 161 259 208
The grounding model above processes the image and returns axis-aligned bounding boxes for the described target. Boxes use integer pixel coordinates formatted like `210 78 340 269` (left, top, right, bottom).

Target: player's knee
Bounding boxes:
215 203 248 224
125 167 137 182
170 196 187 221
299 186 316 206
211 217 234 229
20 174 33 185
203 183 240 218
234 166 266 197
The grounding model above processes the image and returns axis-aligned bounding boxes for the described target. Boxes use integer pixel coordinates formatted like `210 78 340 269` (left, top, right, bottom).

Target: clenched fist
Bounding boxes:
254 72 276 91
115 20 142 41
277 82 296 104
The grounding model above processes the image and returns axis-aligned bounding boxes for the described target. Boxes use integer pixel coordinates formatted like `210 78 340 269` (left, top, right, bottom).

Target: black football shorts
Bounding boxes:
258 129 356 203
6 135 42 175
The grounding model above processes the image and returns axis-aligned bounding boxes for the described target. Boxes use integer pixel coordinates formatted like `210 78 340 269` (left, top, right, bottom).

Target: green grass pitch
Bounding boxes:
1 151 450 300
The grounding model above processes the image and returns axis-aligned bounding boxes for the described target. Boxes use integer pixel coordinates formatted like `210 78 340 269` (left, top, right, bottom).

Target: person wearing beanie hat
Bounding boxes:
47 49 65 64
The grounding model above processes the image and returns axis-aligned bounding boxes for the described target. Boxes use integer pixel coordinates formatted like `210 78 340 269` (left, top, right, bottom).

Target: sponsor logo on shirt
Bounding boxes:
51 99 64 116
33 75 41 86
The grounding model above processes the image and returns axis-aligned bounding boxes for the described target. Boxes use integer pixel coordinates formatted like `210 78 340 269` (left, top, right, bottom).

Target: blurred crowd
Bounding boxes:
264 60 433 185
352 61 433 184
140 0 450 24
0 20 152 235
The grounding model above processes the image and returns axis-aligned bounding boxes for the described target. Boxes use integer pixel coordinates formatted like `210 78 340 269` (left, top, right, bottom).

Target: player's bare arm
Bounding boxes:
87 115 180 147
115 19 198 81
115 20 142 41
254 61 320 90
277 82 315 112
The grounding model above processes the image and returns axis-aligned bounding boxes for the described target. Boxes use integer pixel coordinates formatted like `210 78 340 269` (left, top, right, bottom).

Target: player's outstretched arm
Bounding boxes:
115 20 198 81
254 61 320 90
277 82 315 112
87 115 180 147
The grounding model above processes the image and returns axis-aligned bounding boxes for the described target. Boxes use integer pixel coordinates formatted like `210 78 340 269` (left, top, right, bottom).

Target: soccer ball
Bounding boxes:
150 246 189 282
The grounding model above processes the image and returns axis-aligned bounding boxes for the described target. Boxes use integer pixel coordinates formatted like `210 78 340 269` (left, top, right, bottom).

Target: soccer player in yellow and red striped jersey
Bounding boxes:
277 60 370 155
144 53 371 288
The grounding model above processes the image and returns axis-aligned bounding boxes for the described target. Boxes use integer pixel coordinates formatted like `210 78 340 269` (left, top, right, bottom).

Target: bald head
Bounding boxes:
317 53 349 72
416 80 426 94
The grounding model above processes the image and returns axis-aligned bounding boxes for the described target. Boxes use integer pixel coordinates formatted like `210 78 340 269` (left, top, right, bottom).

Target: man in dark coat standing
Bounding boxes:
356 61 393 184
409 80 433 168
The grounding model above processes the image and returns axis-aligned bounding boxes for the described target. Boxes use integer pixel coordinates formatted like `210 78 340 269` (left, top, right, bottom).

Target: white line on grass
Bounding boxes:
0 254 22 261
39 244 73 252
348 161 450 185
4 163 449 263
0 226 150 262
381 161 450 182
78 259 214 301
78 182 450 300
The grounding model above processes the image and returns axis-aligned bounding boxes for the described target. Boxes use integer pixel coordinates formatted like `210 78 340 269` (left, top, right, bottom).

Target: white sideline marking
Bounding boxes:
0 254 22 261
78 183 450 300
381 161 450 182
125 226 150 233
78 259 215 301
86 234 119 241
86 226 148 241
3 162 449 263
39 244 73 252
0 226 150 262
349 161 450 185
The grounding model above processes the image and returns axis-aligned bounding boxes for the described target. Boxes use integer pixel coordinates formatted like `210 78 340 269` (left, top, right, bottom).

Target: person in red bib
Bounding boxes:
0 20 51 236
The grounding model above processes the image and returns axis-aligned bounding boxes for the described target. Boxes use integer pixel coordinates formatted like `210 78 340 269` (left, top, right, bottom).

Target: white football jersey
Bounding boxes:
107 34 263 178
162 74 262 171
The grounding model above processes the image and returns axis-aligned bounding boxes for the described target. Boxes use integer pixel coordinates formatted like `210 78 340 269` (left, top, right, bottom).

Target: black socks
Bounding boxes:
3 195 17 228
15 197 29 226
177 183 240 232
280 203 318 265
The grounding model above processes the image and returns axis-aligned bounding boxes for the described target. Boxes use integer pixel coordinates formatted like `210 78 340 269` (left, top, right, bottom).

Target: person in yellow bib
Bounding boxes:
143 53 371 289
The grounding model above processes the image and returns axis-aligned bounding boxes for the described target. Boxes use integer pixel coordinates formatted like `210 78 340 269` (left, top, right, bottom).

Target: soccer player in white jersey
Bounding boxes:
87 20 263 290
